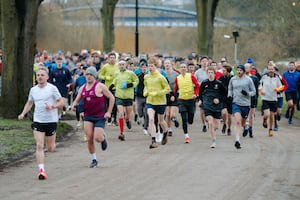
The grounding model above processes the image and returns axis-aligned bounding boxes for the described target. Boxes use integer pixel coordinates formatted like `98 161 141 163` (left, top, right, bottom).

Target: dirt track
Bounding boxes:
0 110 299 200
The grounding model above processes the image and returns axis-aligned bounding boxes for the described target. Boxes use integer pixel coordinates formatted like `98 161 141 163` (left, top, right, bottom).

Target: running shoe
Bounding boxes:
185 135 190 144
276 113 281 121
168 130 173 136
107 122 112 126
273 124 278 131
134 114 138 122
268 129 273 137
89 159 98 168
107 118 112 126
263 118 267 128
101 137 107 151
156 132 163 143
149 142 158 149
118 133 125 141
285 109 289 119
137 117 141 125
234 141 241 149
210 142 216 148
227 128 231 136
38 169 48 180
242 127 248 137
112 121 119 126
143 129 148 135
221 124 226 134
202 125 207 132
126 121 132 129
161 132 168 145
248 127 253 138
174 120 179 128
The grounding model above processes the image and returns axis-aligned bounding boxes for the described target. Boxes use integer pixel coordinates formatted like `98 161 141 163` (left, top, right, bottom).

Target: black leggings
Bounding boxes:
180 111 194 134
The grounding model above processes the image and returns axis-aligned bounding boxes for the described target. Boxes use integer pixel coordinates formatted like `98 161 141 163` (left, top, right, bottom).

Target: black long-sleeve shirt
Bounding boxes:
199 79 227 112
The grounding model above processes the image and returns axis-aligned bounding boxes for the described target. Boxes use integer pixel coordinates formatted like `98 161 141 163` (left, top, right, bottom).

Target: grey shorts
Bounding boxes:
115 97 133 107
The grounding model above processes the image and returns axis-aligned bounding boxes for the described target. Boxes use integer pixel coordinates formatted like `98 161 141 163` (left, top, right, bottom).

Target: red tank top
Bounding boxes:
82 81 107 118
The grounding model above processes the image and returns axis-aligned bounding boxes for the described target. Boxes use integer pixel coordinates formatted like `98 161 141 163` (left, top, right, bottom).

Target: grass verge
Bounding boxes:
0 118 73 169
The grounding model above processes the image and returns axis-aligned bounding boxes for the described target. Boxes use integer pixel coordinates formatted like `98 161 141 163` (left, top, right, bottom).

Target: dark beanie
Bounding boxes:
236 64 245 72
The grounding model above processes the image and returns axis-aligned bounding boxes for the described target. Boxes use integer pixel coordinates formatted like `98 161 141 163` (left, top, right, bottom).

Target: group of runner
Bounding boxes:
18 49 300 179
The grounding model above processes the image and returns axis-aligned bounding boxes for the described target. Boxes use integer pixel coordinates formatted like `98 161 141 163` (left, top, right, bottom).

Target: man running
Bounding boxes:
18 66 64 180
72 66 115 168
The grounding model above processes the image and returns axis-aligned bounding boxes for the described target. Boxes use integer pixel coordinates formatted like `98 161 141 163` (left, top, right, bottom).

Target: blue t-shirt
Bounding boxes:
283 71 300 92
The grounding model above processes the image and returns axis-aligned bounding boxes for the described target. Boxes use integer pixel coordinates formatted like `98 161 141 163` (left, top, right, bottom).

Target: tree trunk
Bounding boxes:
0 0 42 119
101 0 118 53
195 0 219 57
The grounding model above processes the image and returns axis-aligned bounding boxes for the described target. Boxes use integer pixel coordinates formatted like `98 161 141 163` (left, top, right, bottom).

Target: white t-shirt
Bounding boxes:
28 83 62 123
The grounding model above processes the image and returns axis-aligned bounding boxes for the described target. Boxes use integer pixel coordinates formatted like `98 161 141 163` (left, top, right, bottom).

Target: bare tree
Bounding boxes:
195 0 219 57
0 0 42 118
101 0 118 53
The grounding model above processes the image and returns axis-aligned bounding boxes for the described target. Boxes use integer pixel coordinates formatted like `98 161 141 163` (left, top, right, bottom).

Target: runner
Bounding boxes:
228 64 256 149
259 64 284 136
164 59 180 136
172 62 200 143
109 60 139 141
282 62 300 125
98 52 120 126
143 57 171 149
18 66 64 180
72 66 115 168
198 66 226 148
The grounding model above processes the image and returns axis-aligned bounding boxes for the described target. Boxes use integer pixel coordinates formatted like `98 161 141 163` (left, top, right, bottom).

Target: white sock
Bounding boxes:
185 133 189 137
235 136 240 142
91 153 97 160
168 127 172 132
38 164 44 171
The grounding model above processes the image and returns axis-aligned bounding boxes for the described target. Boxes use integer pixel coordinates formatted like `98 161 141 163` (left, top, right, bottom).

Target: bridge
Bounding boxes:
58 3 256 28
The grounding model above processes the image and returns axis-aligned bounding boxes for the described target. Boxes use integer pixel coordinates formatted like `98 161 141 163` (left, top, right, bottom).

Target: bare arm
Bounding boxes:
101 84 115 119
18 100 34 120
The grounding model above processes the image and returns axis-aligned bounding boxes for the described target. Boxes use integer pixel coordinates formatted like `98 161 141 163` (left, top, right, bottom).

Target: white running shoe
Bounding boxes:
143 129 148 135
156 132 163 143
137 117 141 125
210 142 216 148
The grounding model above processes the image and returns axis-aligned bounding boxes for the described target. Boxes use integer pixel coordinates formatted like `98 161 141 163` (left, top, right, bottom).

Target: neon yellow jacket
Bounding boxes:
112 69 139 99
98 63 119 87
143 70 171 105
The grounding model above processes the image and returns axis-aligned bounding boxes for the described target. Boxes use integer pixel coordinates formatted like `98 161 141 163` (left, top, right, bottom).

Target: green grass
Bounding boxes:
0 118 73 166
